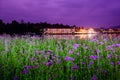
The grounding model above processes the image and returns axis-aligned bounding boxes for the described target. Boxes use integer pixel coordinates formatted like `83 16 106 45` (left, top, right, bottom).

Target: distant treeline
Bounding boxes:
0 19 75 35
0 19 120 35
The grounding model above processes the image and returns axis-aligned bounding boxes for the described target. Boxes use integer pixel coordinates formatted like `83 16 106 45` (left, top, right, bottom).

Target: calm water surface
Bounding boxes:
43 34 120 40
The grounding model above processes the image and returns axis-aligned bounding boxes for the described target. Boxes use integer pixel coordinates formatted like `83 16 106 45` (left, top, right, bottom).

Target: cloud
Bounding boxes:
0 0 120 27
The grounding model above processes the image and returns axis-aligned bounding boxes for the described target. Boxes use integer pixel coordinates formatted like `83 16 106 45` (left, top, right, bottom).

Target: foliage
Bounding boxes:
0 35 120 80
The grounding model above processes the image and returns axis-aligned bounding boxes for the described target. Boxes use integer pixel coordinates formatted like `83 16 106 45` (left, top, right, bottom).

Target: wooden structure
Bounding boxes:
44 27 75 35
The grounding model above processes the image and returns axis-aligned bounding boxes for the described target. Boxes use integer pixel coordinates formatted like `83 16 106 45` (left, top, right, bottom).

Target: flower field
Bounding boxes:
0 35 120 80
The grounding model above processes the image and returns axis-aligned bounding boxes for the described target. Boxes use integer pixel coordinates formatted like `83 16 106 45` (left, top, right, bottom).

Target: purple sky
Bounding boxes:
0 0 120 27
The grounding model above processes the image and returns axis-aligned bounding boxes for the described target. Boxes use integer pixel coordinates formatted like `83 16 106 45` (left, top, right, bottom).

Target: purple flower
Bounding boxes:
35 51 39 55
106 45 115 52
14 76 18 80
47 50 53 54
110 61 114 66
90 55 98 60
44 55 48 59
103 70 107 76
71 76 75 80
99 42 104 45
96 49 100 54
107 54 111 59
64 56 74 61
23 66 31 69
47 52 51 55
88 61 93 66
40 50 45 54
84 46 89 50
56 59 61 63
92 74 97 80
115 44 120 48
0 36 3 39
106 45 113 50
82 61 86 65
30 41 35 45
46 60 53 66
68 49 73 54
117 61 120 65
48 77 52 80
103 70 107 73
73 64 78 70
73 44 80 49
103 38 107 41
90 38 99 42
30 58 34 61
112 44 120 48
31 36 37 39
112 44 116 47
22 69 28 74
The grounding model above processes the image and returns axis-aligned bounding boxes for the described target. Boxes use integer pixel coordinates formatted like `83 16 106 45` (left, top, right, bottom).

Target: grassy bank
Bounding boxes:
0 35 120 80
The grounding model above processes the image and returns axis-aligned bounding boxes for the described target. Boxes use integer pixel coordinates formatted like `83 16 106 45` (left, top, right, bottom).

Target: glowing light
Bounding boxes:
88 33 92 38
75 34 87 39
88 28 96 33
75 28 97 33
75 29 87 33
75 33 97 39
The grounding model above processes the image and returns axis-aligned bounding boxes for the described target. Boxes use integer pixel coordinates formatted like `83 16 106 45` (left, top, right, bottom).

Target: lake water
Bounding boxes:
43 33 120 40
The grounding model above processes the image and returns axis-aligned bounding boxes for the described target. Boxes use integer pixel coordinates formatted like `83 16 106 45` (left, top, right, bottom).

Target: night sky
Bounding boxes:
0 0 120 27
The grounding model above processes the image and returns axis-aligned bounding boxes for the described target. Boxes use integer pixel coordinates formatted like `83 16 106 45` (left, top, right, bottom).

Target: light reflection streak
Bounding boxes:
43 33 120 40
75 33 97 39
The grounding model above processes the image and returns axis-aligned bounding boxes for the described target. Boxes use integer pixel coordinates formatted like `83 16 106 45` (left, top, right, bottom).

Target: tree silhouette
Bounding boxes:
0 19 64 35
0 19 93 35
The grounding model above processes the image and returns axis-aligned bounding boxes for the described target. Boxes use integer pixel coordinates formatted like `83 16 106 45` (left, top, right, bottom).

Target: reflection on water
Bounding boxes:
75 34 97 39
44 34 75 40
43 33 120 40
43 33 97 40
96 34 120 40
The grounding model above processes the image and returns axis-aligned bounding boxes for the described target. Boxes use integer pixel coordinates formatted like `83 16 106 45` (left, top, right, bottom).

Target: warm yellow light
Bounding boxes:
88 28 96 33
75 28 97 33
76 29 87 33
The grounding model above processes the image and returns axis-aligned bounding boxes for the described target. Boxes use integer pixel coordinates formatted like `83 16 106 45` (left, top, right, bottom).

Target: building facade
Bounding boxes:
44 28 75 34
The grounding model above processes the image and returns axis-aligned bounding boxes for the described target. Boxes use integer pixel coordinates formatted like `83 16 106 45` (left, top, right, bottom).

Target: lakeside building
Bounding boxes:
44 27 75 34
75 28 97 34
101 28 120 33
44 27 98 34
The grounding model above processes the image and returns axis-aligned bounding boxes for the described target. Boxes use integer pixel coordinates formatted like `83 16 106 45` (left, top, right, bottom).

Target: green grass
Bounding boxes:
0 35 120 80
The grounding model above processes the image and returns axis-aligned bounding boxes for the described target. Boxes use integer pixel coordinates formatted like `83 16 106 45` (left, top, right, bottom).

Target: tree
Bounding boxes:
0 19 3 25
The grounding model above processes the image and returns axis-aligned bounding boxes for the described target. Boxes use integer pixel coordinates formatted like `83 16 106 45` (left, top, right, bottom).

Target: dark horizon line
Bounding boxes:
0 19 120 28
